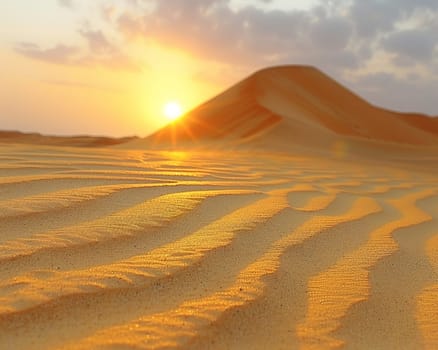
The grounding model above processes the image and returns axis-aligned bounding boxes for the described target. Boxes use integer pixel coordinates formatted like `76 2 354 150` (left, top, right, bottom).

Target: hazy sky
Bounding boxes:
1 0 437 137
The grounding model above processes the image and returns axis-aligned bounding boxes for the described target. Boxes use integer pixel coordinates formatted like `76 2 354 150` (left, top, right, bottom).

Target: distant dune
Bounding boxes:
0 130 137 148
0 66 437 349
137 66 438 151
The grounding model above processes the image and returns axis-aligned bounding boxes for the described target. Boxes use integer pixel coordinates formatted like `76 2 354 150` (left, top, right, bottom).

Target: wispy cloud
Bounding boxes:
57 0 74 9
15 42 78 65
15 29 140 72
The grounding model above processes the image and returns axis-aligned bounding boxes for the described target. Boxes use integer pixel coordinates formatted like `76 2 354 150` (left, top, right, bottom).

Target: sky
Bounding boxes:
0 0 437 137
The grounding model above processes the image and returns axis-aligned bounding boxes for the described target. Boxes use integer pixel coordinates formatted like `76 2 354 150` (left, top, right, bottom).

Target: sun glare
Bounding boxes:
164 101 183 121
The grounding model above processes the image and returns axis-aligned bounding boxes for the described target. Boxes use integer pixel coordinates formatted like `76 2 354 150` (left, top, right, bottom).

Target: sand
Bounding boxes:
1 66 438 349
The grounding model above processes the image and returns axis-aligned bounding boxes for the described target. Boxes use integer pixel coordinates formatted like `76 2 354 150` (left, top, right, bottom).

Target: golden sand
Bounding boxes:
1 66 438 349
0 142 436 349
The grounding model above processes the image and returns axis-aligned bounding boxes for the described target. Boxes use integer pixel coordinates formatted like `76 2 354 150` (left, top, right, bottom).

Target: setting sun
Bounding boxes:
164 102 183 121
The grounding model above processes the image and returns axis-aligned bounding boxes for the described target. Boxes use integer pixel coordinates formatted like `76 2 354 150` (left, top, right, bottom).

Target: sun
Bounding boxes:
163 101 183 121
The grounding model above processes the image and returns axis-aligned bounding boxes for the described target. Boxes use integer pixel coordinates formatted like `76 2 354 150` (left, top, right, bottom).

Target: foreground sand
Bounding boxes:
0 141 437 349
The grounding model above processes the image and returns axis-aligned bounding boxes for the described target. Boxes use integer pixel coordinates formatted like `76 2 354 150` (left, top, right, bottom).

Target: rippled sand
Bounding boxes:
0 142 437 349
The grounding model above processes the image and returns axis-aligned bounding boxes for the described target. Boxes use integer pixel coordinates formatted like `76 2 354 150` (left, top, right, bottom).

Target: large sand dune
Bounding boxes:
1 66 438 349
143 66 438 151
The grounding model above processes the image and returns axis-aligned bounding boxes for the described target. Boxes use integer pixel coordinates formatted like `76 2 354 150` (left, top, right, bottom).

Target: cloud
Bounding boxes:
15 42 78 64
29 0 436 77
349 72 438 115
114 0 359 74
79 29 115 54
349 1 398 38
15 29 140 72
382 29 438 63
310 16 353 51
349 0 438 39
14 0 438 114
57 0 74 9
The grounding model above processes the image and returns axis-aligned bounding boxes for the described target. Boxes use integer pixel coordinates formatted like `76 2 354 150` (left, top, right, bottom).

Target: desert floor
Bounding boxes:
0 142 437 349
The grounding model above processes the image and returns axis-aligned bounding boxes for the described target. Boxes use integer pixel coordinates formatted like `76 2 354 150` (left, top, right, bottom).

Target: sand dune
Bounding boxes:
142 66 438 151
1 65 438 349
0 131 137 147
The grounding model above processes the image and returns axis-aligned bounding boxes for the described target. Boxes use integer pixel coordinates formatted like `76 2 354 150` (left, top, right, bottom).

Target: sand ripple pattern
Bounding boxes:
0 143 437 349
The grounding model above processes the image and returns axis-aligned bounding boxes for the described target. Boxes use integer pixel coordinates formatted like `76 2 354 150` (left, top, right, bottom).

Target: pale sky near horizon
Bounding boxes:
0 0 437 137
